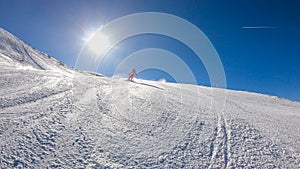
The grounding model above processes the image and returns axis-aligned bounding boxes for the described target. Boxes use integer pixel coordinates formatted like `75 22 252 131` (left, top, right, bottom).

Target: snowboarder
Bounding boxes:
128 68 137 81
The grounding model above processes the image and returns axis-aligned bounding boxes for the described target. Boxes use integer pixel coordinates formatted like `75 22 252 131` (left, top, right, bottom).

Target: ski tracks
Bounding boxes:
208 114 232 169
59 83 109 168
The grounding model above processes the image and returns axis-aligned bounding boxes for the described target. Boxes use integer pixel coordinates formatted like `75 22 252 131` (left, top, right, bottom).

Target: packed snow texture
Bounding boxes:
0 27 299 168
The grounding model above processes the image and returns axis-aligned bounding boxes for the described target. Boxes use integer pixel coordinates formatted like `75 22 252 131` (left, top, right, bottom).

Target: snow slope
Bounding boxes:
0 27 299 168
0 28 72 72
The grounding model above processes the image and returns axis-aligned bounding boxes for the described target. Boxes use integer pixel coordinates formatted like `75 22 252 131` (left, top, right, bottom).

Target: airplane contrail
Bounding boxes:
242 26 278 29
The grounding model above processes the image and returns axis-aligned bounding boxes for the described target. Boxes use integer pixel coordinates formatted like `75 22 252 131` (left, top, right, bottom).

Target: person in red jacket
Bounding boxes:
128 68 137 81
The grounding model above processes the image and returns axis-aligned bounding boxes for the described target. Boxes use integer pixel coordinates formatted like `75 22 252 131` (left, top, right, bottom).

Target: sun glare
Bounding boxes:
85 30 112 56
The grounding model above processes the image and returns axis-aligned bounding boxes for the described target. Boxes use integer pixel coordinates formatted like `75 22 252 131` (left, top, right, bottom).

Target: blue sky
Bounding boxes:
0 0 299 101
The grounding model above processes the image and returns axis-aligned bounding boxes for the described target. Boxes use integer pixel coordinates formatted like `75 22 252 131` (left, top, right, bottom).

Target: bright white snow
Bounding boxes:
0 27 299 168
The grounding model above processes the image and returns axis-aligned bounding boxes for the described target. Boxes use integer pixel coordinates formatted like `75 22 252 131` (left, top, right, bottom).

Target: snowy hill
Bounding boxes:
0 28 71 72
0 27 299 168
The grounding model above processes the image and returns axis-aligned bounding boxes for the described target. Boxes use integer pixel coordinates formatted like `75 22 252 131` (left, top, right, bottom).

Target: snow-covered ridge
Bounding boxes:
0 27 299 168
0 27 71 71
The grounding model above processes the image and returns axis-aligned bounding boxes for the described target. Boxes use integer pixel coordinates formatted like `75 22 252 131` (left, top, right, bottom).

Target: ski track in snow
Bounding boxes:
0 27 300 168
208 115 230 169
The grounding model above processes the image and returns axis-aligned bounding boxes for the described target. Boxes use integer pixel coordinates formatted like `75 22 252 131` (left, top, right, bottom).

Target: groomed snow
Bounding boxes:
0 27 299 168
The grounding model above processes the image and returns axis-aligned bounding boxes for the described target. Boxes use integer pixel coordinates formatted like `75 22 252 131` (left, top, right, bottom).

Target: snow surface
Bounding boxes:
0 27 300 168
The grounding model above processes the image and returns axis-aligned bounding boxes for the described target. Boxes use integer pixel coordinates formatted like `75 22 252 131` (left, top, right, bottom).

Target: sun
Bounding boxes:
85 29 112 56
